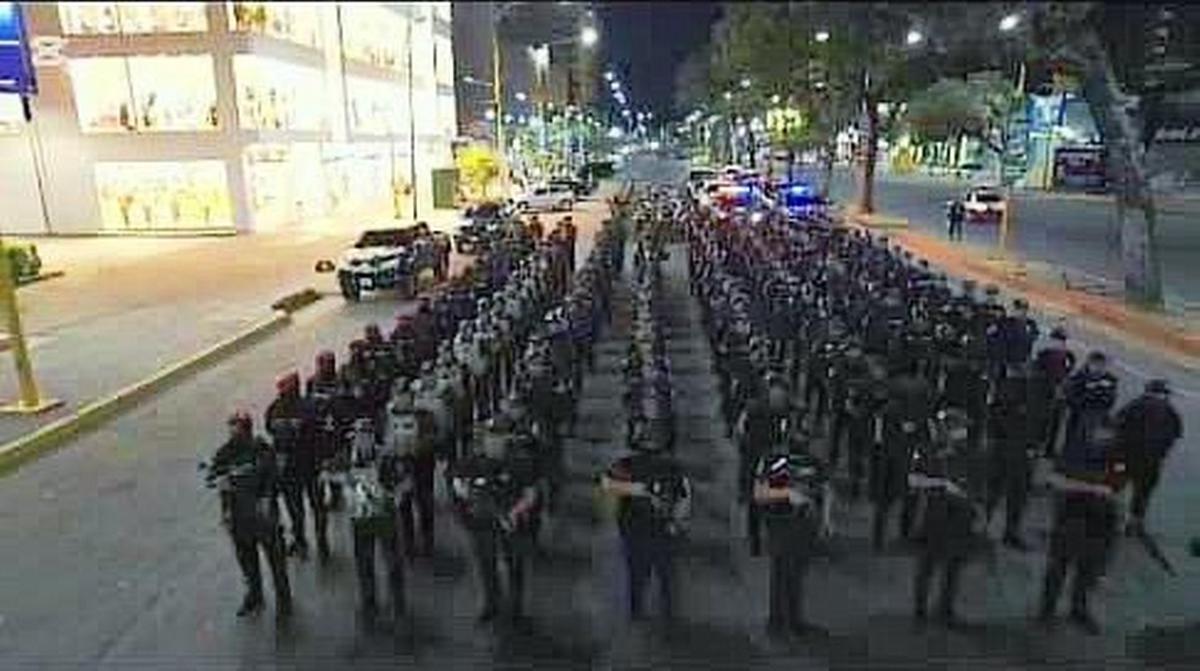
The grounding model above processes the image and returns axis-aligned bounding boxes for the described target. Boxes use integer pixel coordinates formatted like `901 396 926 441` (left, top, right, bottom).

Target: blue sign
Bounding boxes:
0 3 35 96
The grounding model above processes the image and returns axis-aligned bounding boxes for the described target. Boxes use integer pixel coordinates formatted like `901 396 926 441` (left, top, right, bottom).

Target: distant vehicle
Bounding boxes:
721 165 744 181
688 167 718 199
549 177 593 200
960 185 1006 222
454 201 518 254
776 181 829 222
711 183 772 219
334 224 449 301
514 183 575 212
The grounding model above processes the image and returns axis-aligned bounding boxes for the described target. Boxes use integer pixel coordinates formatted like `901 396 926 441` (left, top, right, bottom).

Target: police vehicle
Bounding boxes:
326 224 449 301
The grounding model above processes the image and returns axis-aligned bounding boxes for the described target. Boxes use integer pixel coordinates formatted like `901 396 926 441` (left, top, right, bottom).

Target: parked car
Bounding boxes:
514 183 575 212
332 224 449 301
549 177 592 200
454 201 520 254
961 185 1007 222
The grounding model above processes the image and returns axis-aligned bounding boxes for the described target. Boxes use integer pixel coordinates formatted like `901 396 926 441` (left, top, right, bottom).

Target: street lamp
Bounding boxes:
580 25 599 48
739 77 752 90
771 93 781 105
815 30 830 43
485 109 497 121
604 70 615 82
999 13 1020 32
905 29 923 46
515 91 528 102
723 91 733 101
610 80 621 91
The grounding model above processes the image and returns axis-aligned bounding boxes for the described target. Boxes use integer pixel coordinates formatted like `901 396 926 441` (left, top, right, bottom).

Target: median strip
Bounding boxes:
0 289 324 476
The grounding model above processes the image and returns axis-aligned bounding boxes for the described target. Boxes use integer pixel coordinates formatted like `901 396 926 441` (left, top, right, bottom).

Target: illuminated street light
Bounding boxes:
771 94 781 105
621 109 631 118
610 80 621 91
905 29 923 46
530 44 550 69
484 109 496 121
604 70 615 82
739 77 752 89
815 30 830 43
580 25 599 48
515 91 528 102
723 91 733 101
999 13 1020 32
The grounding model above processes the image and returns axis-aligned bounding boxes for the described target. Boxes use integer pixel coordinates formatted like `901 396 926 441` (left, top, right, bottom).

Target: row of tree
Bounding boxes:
675 2 1194 307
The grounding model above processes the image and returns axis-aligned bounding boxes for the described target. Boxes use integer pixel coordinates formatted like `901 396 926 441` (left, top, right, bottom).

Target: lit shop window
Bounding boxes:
338 4 405 70
321 143 392 214
0 94 25 134
95 161 233 231
234 55 326 132
244 143 329 226
433 2 452 23
228 2 323 51
58 2 208 36
347 77 403 136
434 36 453 86
69 55 218 133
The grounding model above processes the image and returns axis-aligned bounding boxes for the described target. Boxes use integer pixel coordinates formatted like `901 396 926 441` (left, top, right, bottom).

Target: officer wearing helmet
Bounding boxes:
307 351 346 512
205 411 293 618
753 425 832 637
266 371 326 561
601 414 692 622
450 415 541 625
396 379 437 558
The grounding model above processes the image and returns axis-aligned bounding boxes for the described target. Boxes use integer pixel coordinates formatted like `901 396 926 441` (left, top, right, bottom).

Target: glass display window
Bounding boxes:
69 55 218 133
228 2 323 51
58 2 208 36
95 160 233 230
243 142 330 226
128 55 218 131
347 76 402 136
339 4 404 71
234 55 326 132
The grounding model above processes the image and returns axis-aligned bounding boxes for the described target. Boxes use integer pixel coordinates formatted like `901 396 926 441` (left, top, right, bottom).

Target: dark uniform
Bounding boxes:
206 414 292 618
909 407 982 625
986 373 1037 548
738 387 794 556
1115 380 1183 534
754 444 831 635
348 433 406 622
604 445 692 621
450 422 541 623
266 373 327 560
873 365 933 550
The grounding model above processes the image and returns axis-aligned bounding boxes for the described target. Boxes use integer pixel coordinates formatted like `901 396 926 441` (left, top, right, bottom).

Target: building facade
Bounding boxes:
0 2 456 235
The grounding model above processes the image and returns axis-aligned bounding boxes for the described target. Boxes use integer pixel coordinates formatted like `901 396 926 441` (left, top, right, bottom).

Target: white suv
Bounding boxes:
514 184 575 212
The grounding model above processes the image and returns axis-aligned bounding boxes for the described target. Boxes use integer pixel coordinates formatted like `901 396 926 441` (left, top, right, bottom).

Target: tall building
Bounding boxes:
0 2 457 235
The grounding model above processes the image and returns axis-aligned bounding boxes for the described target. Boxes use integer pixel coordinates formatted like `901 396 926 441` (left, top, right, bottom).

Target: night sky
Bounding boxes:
598 2 723 118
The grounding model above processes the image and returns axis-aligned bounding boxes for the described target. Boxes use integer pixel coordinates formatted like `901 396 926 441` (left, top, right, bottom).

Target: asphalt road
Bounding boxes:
829 169 1200 307
1 159 1198 668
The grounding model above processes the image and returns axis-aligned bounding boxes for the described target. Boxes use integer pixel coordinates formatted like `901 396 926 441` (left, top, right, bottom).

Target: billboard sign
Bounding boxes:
0 2 35 95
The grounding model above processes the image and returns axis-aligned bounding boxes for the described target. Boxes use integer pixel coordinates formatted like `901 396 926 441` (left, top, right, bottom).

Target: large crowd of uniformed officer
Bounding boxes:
207 183 1184 642
207 211 624 627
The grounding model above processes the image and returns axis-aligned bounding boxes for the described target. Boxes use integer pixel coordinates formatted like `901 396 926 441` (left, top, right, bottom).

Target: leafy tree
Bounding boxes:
456 144 501 201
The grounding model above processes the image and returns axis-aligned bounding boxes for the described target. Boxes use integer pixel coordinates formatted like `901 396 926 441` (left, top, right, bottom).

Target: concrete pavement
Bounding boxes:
2 160 1198 667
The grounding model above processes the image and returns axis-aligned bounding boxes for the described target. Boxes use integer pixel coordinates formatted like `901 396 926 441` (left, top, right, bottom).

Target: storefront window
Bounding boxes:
244 143 330 226
69 55 218 133
228 2 323 51
234 55 326 132
339 4 404 71
95 161 233 231
347 76 402 136
58 2 208 36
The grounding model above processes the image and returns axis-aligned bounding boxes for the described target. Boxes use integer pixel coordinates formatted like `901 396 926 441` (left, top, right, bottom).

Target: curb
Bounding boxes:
845 212 1200 366
0 288 324 476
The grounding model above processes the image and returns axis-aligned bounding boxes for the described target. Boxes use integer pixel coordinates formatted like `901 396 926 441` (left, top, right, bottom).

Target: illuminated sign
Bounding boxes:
0 2 35 95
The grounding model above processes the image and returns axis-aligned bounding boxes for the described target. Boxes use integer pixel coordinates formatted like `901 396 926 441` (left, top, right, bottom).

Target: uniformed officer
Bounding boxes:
306 350 346 512
450 417 541 625
909 407 984 627
1115 379 1183 536
1060 351 1118 475
753 432 833 636
205 411 293 618
348 402 406 623
1034 327 1076 458
265 372 326 560
394 384 437 558
601 424 692 622
873 358 933 550
985 371 1038 549
736 373 794 556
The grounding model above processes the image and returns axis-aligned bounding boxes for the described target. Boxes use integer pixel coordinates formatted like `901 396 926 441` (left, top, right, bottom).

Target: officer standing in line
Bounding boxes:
205 412 293 619
753 431 833 637
873 358 933 550
397 382 437 558
266 372 326 561
1115 379 1183 536
1034 327 1076 459
450 417 541 625
348 400 407 624
985 371 1037 550
909 406 981 627
601 420 692 623
306 350 345 512
736 373 793 556
1061 351 1118 474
